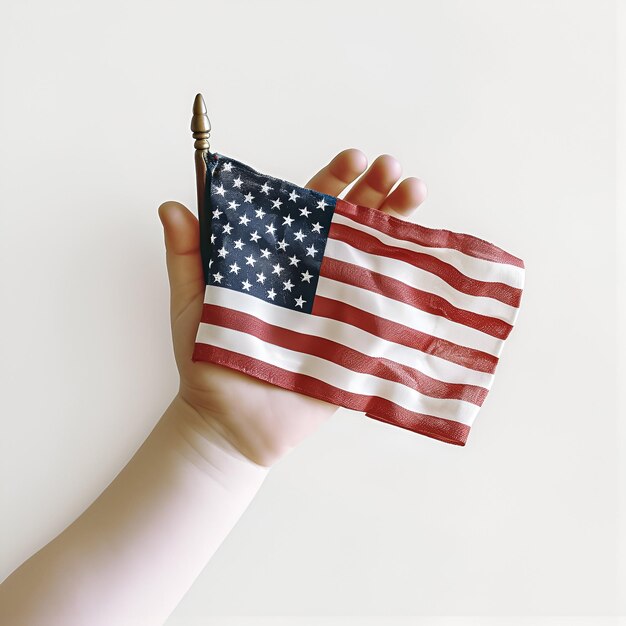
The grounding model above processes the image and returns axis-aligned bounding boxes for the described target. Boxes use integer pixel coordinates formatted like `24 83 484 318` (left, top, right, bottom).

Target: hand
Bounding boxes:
158 150 427 466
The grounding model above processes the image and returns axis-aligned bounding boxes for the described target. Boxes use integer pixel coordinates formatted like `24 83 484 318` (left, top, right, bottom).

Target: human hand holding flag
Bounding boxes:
0 149 436 626
159 149 429 467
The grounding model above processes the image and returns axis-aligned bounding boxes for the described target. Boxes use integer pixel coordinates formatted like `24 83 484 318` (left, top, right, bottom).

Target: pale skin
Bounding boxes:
0 150 427 625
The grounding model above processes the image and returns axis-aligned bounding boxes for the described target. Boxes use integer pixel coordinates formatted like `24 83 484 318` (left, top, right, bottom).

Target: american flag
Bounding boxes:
192 151 525 446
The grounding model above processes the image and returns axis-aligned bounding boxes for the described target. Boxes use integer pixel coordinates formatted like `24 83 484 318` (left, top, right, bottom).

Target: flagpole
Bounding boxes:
191 93 212 282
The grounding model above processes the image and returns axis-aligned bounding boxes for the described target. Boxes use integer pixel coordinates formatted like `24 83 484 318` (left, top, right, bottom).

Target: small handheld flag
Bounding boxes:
190 98 525 446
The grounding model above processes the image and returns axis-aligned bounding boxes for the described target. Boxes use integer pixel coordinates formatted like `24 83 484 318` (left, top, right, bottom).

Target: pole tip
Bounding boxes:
191 93 211 149
193 93 207 116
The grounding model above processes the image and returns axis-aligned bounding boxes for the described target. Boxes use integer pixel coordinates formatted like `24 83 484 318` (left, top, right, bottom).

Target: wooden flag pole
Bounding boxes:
191 93 212 283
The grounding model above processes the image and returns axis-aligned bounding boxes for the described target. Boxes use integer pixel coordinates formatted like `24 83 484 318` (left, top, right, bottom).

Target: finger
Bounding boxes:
158 201 205 321
304 148 368 196
378 177 428 217
343 154 402 209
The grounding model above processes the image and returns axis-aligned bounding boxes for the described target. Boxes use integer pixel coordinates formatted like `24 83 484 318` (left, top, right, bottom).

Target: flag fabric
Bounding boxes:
192 151 525 446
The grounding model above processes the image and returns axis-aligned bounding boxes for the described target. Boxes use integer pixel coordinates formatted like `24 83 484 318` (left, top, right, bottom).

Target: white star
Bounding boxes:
282 214 294 227
233 238 244 250
305 244 317 257
271 263 284 276
222 223 233 235
301 270 313 283
276 238 289 251
299 207 311 218
217 246 229 258
289 190 300 202
212 208 223 219
214 184 226 197
241 279 252 291
311 222 323 234
260 248 271 259
239 214 251 226
271 197 283 210
227 200 240 210
222 162 233 172
250 230 261 243
255 207 266 219
210 233 216 243
316 198 328 210
244 192 255 203
232 176 243 189
256 271 266 284
260 182 272 195
265 223 277 237
208 258 213 268
288 255 300 267
245 254 257 267
282 279 294 292
293 229 306 242
228 262 241 274
212 271 223 283
267 288 277 301
294 295 306 308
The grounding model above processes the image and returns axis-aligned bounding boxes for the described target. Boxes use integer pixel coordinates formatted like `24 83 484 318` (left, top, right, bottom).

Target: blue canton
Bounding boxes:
202 152 337 314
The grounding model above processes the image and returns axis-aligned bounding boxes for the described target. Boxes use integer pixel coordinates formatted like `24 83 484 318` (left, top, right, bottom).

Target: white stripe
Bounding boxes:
202 285 495 387
196 321 479 426
325 238 518 324
316 277 505 357
332 211 525 290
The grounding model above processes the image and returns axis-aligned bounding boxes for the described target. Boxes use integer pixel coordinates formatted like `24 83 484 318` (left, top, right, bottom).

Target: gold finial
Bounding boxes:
191 93 211 151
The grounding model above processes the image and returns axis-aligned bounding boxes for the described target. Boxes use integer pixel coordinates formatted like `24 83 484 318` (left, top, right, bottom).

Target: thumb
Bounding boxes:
158 201 205 320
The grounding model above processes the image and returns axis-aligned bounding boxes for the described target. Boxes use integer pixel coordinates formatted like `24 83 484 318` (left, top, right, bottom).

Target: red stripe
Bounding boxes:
328 221 522 308
335 198 525 269
320 256 513 340
200 304 488 406
192 343 471 446
311 295 498 374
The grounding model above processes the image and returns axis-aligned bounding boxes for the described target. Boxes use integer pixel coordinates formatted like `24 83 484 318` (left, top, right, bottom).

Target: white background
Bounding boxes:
1 0 623 623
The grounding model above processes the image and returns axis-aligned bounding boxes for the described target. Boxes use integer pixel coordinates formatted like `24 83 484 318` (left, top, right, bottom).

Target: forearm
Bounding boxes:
0 395 270 626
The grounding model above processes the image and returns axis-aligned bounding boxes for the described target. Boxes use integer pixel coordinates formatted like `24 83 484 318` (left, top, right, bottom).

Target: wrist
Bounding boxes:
166 393 273 473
